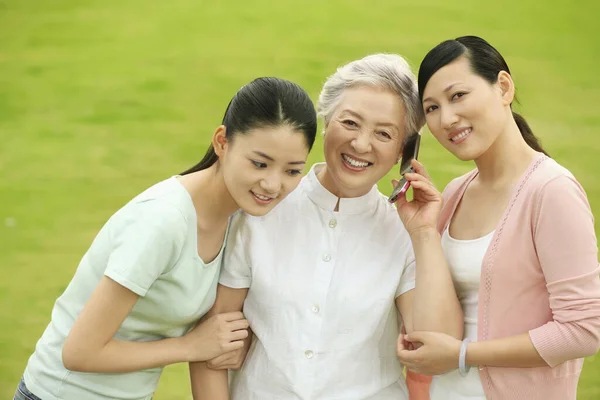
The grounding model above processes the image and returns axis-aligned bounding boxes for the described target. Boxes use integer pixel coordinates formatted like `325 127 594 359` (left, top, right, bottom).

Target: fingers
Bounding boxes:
207 352 239 370
405 180 440 202
230 328 249 341
221 311 245 322
396 346 423 364
403 172 431 185
390 179 409 205
404 331 429 343
396 334 407 355
206 352 233 369
411 159 430 180
223 339 245 353
228 318 250 331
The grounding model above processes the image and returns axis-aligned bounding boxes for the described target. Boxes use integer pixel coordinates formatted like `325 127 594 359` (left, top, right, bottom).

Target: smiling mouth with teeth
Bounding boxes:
251 191 276 205
451 128 472 143
342 154 372 169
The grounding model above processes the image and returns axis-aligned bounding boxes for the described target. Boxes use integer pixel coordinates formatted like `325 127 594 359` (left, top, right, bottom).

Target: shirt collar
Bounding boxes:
302 163 380 215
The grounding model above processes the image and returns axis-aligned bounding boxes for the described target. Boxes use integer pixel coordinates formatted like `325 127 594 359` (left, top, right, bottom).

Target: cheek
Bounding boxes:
282 174 303 193
425 123 452 149
223 161 255 189
426 113 443 135
323 125 345 149
375 143 401 167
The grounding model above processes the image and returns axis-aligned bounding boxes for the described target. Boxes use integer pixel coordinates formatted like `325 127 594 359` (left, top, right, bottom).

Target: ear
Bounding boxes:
212 125 228 157
322 120 330 136
497 71 515 106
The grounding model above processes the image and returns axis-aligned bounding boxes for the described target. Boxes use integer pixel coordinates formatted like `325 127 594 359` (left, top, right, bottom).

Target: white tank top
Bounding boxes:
429 227 494 400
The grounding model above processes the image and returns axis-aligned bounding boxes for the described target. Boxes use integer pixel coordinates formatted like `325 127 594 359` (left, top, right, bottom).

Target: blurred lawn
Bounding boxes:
0 0 598 398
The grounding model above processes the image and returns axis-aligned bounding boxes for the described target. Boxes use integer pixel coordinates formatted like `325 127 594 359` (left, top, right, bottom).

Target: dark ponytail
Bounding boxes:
180 146 219 175
418 36 549 157
512 111 548 156
181 77 318 175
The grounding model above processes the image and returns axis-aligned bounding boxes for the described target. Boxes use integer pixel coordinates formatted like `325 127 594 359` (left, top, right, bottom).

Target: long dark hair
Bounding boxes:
418 36 549 156
181 77 318 175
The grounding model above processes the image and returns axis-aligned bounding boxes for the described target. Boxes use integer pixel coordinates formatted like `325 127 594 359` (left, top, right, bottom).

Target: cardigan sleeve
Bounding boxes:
529 175 600 367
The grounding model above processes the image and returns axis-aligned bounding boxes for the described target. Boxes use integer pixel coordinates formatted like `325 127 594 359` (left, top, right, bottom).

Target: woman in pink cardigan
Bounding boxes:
399 36 600 400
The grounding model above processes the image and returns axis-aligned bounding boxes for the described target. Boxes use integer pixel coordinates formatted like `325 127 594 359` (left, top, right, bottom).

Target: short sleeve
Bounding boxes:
528 175 600 367
396 245 416 298
104 201 187 297
219 212 253 289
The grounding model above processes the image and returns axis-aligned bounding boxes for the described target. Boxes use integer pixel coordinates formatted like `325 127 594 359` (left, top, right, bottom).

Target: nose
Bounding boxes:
351 130 372 154
259 171 282 194
440 106 459 130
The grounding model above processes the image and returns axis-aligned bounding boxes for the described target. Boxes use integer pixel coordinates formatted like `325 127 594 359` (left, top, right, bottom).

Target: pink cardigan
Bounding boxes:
408 153 600 399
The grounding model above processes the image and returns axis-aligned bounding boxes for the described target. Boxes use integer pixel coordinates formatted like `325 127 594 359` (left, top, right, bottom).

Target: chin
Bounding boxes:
240 202 277 217
243 208 270 217
450 146 483 162
454 152 476 162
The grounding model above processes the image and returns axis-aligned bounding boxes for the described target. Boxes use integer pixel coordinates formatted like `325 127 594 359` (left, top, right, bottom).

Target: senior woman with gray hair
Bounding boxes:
190 54 463 399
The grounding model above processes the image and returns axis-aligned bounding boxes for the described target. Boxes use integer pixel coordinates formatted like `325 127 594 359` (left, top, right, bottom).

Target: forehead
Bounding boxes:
234 125 309 155
336 85 405 124
422 57 479 97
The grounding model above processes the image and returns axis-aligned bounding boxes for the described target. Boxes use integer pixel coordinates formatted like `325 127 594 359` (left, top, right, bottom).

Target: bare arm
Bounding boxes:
395 160 463 339
62 276 189 372
62 277 247 373
409 228 463 338
397 330 546 376
190 284 249 400
396 290 413 334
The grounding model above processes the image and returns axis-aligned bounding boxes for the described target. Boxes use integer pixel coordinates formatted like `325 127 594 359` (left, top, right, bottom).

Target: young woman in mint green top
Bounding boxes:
14 77 317 400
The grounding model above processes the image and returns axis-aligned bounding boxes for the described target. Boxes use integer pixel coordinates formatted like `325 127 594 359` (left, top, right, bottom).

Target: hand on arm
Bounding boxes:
190 284 249 400
206 328 253 370
397 331 546 376
62 277 247 373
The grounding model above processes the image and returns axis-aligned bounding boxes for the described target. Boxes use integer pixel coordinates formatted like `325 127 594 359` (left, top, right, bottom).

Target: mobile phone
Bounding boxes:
388 133 421 203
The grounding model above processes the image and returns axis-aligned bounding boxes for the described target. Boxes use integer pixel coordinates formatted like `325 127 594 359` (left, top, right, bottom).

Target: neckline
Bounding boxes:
444 152 548 236
443 226 496 243
303 163 380 215
171 176 230 268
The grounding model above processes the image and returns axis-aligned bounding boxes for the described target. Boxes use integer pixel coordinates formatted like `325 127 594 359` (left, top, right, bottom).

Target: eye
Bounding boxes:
251 160 267 168
452 92 467 100
287 169 302 176
341 119 358 128
425 105 438 114
376 131 392 140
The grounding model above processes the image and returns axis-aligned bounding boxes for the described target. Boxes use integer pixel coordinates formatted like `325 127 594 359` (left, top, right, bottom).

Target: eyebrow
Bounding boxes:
339 109 398 130
377 122 399 129
253 151 306 165
422 82 462 104
338 109 364 120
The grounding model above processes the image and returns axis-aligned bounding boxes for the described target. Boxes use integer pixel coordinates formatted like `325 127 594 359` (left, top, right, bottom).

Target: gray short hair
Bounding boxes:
317 54 425 138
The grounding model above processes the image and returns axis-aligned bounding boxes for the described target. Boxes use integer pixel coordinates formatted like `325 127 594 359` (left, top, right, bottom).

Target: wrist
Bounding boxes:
408 227 440 242
458 338 471 376
178 335 194 363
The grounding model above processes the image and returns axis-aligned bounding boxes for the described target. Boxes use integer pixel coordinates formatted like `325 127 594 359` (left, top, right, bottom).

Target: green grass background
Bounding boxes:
1 0 598 398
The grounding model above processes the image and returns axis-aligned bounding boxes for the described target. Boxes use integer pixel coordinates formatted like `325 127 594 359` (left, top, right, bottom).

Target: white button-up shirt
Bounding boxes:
220 164 415 400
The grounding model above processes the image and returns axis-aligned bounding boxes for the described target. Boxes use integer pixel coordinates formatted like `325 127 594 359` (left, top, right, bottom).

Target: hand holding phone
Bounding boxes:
388 133 421 203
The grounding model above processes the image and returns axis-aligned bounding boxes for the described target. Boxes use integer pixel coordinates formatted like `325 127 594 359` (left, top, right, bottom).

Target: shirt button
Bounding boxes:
323 253 331 262
305 350 314 359
311 305 320 313
328 219 337 228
